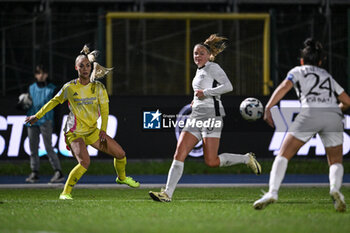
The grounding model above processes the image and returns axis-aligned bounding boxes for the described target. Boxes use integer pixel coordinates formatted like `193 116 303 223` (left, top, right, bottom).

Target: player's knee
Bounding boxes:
204 159 219 168
328 158 342 165
79 159 90 169
119 150 126 158
173 150 186 161
115 149 125 159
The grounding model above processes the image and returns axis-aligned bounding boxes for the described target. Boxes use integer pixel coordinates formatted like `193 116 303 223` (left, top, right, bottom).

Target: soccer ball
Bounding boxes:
239 97 263 121
18 93 32 110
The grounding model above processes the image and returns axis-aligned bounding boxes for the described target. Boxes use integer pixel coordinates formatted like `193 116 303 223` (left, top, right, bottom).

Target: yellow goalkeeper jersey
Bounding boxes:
35 79 109 135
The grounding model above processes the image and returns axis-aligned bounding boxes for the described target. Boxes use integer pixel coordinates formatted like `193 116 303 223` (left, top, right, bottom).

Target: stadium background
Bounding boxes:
0 0 350 160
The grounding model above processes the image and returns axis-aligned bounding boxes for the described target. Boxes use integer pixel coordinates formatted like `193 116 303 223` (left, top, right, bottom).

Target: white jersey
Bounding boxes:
287 65 344 111
191 61 233 118
287 65 344 147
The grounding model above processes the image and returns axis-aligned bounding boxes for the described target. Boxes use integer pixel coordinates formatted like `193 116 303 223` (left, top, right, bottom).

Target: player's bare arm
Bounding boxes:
264 79 293 128
338 91 350 112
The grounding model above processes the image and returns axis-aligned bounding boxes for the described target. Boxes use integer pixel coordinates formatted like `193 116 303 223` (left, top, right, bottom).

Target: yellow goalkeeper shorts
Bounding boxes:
65 128 100 147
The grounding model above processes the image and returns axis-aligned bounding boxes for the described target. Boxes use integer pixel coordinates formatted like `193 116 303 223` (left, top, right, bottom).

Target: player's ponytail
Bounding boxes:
77 45 114 82
301 38 325 66
199 34 227 61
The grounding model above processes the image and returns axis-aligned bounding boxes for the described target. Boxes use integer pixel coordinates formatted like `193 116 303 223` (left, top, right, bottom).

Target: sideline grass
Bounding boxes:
0 187 349 233
2 158 350 175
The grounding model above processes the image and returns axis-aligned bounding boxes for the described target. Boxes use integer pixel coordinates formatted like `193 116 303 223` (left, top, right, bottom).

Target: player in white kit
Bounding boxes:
253 38 350 212
149 34 262 202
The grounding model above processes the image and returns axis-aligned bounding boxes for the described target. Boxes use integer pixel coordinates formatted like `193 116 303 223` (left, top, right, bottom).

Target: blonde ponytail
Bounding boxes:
78 45 114 82
202 34 227 61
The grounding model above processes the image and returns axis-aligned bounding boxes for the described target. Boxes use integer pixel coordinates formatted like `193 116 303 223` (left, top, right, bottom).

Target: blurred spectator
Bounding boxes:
24 64 64 183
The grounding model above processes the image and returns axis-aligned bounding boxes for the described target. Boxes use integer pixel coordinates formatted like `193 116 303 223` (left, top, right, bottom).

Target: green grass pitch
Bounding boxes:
0 187 349 233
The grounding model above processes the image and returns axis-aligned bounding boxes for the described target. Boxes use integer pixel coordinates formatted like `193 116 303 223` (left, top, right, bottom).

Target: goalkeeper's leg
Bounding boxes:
90 134 140 188
60 164 87 200
60 138 89 200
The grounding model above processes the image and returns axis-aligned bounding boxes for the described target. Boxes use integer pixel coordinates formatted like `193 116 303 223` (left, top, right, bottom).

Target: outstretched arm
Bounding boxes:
264 79 293 128
24 97 61 126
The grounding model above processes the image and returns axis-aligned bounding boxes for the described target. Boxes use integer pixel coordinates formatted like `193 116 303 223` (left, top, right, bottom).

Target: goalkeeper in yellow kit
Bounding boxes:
25 45 140 200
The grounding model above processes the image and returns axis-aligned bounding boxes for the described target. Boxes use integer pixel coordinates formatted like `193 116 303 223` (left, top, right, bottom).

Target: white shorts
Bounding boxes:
289 111 343 147
182 116 223 141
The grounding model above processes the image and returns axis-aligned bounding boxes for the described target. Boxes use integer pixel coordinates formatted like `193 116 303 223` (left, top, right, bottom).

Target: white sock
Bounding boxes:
164 160 184 198
268 156 288 194
329 163 344 192
218 153 249 167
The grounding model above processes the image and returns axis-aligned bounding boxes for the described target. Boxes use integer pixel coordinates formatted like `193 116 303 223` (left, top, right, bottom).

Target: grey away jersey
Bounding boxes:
287 65 344 111
191 61 233 118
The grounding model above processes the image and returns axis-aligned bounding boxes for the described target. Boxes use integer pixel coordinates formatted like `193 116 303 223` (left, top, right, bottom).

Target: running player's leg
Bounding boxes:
201 116 261 174
60 138 89 200
91 133 139 188
149 131 198 202
327 145 343 191
254 133 304 209
326 145 346 212
217 151 261 172
202 137 220 167
202 137 261 174
168 132 198 195
269 133 304 192
321 116 346 211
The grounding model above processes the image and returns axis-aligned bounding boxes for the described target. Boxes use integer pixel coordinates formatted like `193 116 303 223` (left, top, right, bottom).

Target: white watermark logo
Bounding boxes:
143 108 222 130
163 117 222 129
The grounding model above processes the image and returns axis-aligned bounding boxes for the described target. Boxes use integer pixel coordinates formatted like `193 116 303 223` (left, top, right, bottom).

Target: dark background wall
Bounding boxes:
1 0 350 160
0 0 349 96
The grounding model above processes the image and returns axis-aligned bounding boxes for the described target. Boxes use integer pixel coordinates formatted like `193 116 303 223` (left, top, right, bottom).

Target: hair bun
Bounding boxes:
304 38 323 51
300 37 325 66
304 38 316 49
315 41 323 51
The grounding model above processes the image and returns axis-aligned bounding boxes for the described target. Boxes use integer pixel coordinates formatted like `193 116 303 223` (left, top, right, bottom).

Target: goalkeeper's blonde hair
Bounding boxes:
198 34 227 61
76 45 113 82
